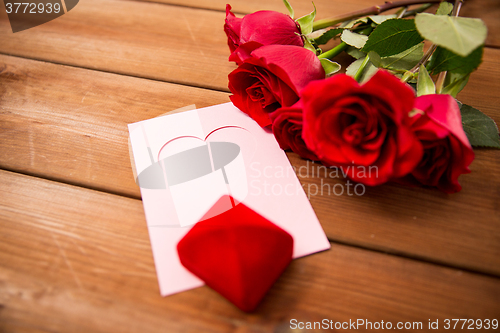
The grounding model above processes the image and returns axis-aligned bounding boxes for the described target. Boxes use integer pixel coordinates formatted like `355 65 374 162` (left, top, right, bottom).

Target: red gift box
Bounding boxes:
177 195 294 312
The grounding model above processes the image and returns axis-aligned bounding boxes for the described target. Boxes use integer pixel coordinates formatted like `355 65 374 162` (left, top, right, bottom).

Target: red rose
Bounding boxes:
229 45 325 127
270 101 319 161
302 70 423 186
401 94 474 193
224 5 242 53
224 5 303 64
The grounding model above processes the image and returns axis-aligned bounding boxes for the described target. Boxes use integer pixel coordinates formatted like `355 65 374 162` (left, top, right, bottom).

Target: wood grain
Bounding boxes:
129 0 500 47
291 149 500 275
1 170 499 332
0 0 497 95
0 54 230 198
0 0 235 91
1 50 499 276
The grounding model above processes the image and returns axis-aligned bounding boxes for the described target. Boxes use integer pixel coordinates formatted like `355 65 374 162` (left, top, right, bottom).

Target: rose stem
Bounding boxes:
312 0 443 31
402 3 434 17
350 26 376 78
452 0 464 15
318 42 348 59
401 44 437 83
354 54 371 82
436 0 464 93
396 6 409 18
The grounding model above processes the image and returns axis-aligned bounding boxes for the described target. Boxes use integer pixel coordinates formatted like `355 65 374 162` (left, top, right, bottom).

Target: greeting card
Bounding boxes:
128 102 330 296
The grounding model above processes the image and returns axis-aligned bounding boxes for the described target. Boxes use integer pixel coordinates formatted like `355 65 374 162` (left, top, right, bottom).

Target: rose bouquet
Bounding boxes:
224 0 499 193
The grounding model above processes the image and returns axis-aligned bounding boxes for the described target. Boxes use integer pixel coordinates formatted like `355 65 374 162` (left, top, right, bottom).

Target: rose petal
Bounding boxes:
361 70 415 123
251 45 325 95
240 11 303 47
414 94 472 152
224 4 243 53
270 102 320 161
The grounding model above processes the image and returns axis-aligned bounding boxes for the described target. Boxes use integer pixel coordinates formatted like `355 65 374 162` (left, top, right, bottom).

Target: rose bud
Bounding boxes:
270 101 319 161
400 94 474 193
224 4 304 64
302 70 423 186
224 4 242 53
228 45 325 128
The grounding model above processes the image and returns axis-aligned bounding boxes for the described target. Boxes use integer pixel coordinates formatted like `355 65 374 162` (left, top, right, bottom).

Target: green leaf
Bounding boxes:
368 14 397 25
361 18 424 57
340 17 368 29
313 28 343 45
346 46 366 59
427 45 483 75
415 13 487 57
368 43 423 71
367 51 382 67
416 65 435 96
436 2 453 15
460 104 500 148
320 58 341 76
296 3 316 35
341 30 368 49
441 73 470 97
346 57 378 83
302 36 318 53
346 57 365 77
282 0 294 19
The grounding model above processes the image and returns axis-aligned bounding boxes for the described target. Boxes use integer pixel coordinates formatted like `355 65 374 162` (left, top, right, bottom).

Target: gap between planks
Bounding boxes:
0 52 232 94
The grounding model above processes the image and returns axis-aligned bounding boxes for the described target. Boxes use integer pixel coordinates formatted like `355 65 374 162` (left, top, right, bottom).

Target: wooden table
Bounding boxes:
1 0 499 331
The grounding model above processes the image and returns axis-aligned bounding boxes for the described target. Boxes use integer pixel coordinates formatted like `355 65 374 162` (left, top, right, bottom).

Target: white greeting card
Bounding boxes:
128 102 330 296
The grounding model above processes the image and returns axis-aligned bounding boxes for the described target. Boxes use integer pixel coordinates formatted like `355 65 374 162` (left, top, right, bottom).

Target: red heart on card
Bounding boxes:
177 196 293 312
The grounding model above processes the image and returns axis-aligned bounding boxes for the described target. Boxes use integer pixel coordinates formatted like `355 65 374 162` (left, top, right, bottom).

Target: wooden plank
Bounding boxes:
0 0 497 95
457 48 500 125
0 54 230 198
293 148 500 275
1 170 499 332
0 0 235 91
130 0 500 48
458 0 500 48
1 50 499 275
